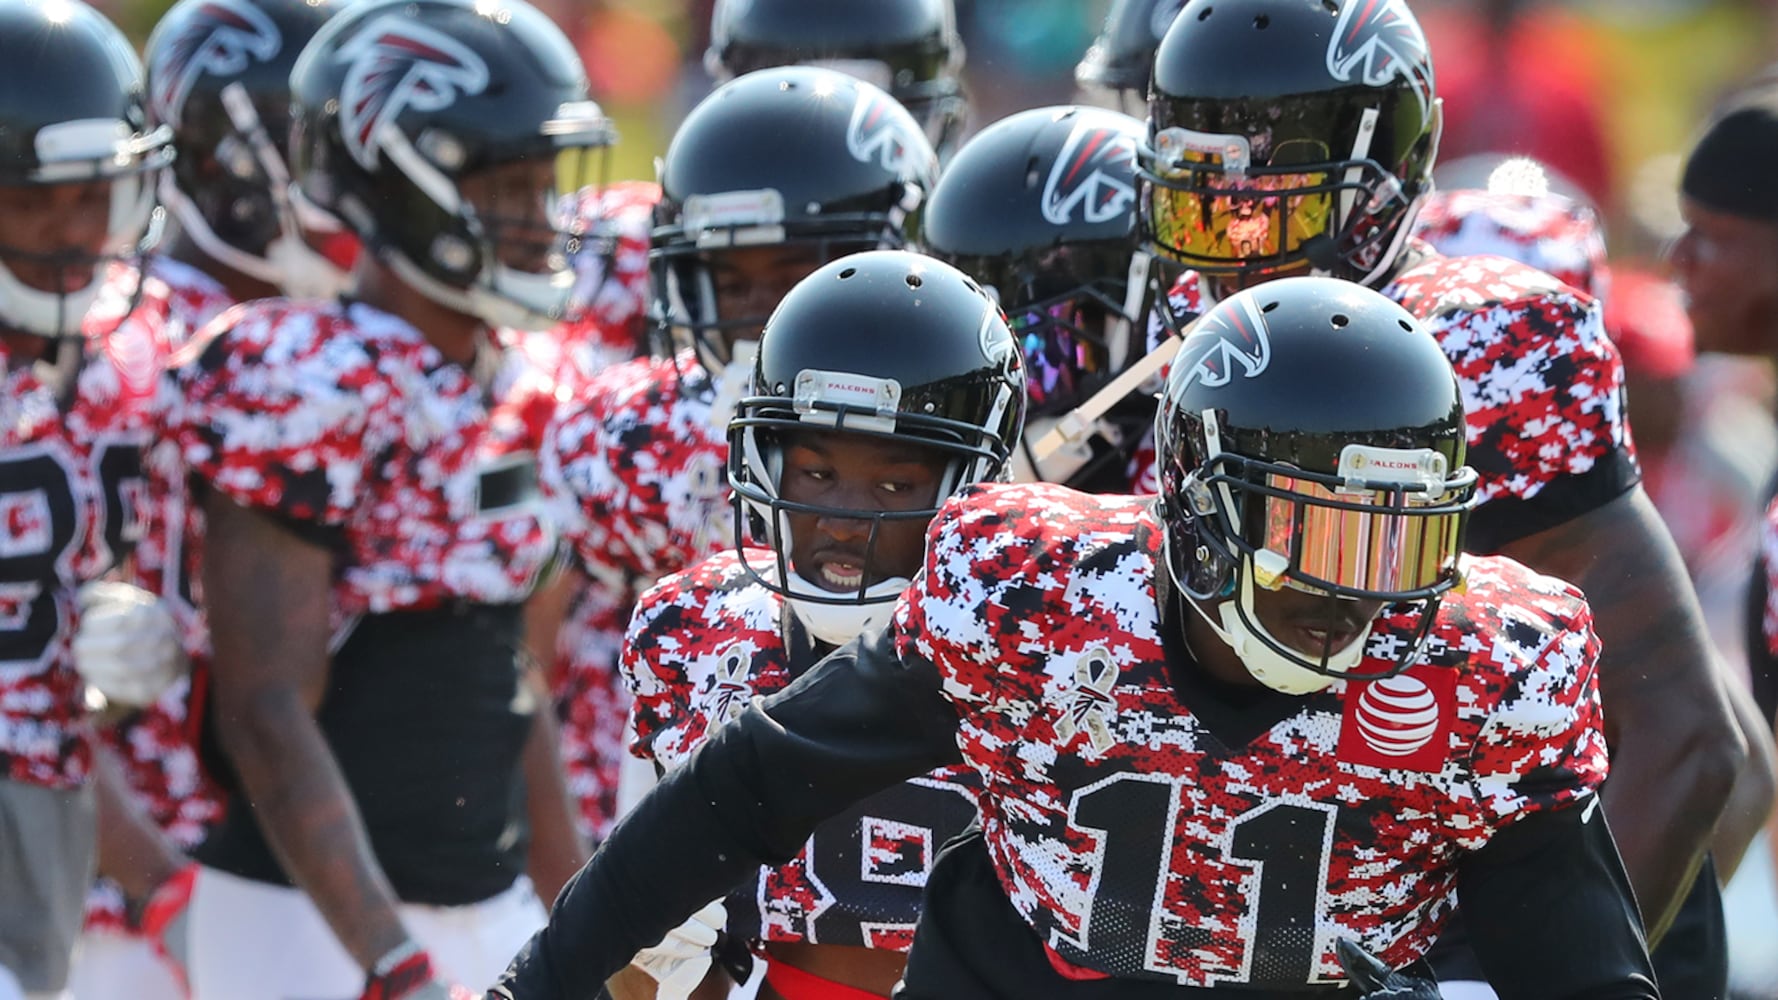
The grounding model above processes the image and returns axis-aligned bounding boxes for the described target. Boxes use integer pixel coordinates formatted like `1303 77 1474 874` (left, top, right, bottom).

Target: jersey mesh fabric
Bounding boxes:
626 548 979 949
84 255 234 932
0 264 169 789
891 484 1607 986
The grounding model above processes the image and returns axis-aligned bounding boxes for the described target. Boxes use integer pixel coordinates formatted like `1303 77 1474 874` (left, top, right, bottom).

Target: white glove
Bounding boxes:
72 581 188 708
632 899 726 1000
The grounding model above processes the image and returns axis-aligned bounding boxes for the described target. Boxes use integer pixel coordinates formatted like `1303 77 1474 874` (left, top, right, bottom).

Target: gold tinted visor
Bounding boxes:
1258 473 1463 594
554 145 607 205
544 100 616 205
1146 131 1335 265
1148 170 1334 263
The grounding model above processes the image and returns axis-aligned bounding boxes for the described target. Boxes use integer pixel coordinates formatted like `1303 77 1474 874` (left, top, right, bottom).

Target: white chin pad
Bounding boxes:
784 570 909 646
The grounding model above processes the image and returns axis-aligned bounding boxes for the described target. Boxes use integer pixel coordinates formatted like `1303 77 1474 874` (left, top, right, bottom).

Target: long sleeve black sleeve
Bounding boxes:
489 626 964 1000
1460 797 1660 999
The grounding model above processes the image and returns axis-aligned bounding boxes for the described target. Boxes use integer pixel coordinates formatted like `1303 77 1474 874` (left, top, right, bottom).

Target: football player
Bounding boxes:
542 65 936 845
491 277 1658 999
604 250 1021 1000
1074 0 1186 117
704 0 967 162
924 105 1158 494
1134 0 1746 974
542 0 964 865
1669 77 1778 967
1416 158 1778 1000
0 2 172 999
67 3 361 996
160 0 612 996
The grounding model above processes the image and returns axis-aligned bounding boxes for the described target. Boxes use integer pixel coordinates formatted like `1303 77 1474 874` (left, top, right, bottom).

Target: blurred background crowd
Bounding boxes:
66 0 1778 991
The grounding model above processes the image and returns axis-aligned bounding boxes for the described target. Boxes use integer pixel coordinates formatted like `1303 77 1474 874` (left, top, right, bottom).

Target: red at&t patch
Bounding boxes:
1337 665 1459 772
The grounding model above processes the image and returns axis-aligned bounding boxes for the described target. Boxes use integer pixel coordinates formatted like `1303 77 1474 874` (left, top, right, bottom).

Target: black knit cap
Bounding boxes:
1683 84 1778 221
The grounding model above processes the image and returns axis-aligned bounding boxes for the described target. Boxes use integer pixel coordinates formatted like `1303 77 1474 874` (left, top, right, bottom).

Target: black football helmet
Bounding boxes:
1074 0 1186 117
147 0 358 297
652 65 936 374
1138 0 1440 289
925 106 1153 487
730 250 1024 639
705 0 966 160
1155 276 1475 693
0 0 171 339
289 0 615 330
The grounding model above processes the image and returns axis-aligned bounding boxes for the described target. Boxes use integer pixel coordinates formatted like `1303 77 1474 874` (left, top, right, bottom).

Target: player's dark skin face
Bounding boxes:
778 431 949 595
461 156 560 274
1668 197 1778 360
354 154 565 366
707 243 829 356
1188 581 1383 688
0 178 113 358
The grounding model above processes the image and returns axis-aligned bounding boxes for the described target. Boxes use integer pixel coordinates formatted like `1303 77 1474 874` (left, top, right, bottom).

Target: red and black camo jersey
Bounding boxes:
1755 498 1778 666
1140 249 1636 542
1413 189 1609 300
131 256 236 655
627 548 980 950
0 275 167 789
85 255 235 932
554 578 630 841
543 349 733 591
1379 244 1635 515
542 349 735 835
169 299 560 622
548 180 660 394
887 483 1606 987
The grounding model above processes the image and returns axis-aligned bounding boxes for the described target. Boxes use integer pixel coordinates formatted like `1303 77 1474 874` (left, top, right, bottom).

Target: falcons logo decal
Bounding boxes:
1041 120 1136 227
335 18 489 170
148 0 282 128
1176 294 1271 389
1325 0 1432 109
846 88 930 177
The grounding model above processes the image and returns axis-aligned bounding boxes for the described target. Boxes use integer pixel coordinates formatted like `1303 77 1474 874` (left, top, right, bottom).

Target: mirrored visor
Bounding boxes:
1147 172 1334 264
1146 129 1336 264
1257 472 1464 594
553 144 609 214
1011 295 1114 412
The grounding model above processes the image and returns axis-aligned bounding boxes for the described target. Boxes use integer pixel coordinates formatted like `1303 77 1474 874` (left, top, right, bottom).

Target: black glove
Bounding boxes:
1335 939 1442 1000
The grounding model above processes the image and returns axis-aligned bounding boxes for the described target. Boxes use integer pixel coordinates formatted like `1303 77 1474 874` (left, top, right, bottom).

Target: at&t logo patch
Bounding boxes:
1337 665 1456 772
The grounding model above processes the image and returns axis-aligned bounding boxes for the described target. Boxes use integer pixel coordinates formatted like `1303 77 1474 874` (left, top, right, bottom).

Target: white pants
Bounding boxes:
67 931 181 1000
1439 983 1498 999
187 867 546 1000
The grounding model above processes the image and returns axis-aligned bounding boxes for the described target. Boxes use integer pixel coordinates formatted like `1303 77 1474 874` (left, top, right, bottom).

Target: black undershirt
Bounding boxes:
198 603 535 905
